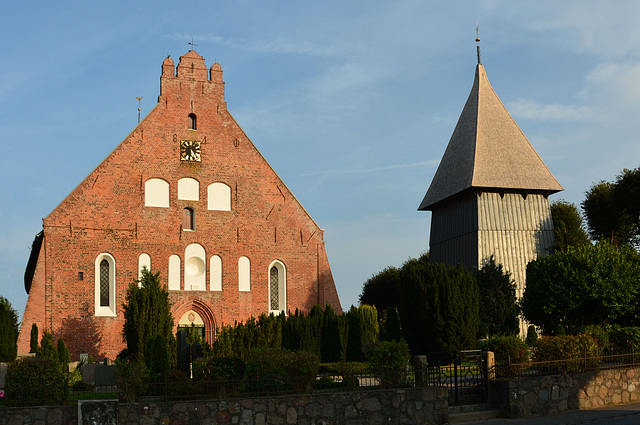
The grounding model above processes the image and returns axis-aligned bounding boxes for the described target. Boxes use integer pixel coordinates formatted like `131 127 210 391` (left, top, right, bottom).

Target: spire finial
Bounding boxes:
136 96 143 123
189 37 198 51
476 22 482 65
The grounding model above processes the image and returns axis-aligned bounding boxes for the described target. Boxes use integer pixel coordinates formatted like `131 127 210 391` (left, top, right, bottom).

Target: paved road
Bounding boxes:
464 403 640 425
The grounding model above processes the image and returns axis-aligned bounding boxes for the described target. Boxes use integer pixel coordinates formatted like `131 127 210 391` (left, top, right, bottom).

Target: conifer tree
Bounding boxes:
345 306 364 361
380 306 402 342
30 323 39 354
0 296 19 362
39 330 58 360
122 268 175 360
57 339 71 371
321 305 345 362
398 255 479 355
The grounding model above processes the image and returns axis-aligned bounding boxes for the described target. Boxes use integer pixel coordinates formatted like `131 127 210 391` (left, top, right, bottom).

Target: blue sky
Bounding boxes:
2 1 640 320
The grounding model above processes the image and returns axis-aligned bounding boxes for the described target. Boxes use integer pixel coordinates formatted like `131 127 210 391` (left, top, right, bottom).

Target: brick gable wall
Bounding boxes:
17 51 341 360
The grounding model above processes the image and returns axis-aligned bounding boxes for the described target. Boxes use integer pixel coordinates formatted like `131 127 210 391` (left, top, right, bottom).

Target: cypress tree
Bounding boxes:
321 305 345 362
57 339 71 371
39 330 58 360
345 306 364 361
30 323 39 354
381 306 402 342
0 296 19 362
122 268 175 360
301 305 324 357
398 255 479 355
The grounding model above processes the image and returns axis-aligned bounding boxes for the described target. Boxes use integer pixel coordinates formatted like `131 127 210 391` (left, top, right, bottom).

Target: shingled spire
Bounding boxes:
419 59 563 336
419 64 562 211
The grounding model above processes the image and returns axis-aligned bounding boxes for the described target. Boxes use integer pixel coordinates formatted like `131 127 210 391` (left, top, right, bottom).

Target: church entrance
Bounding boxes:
177 310 205 343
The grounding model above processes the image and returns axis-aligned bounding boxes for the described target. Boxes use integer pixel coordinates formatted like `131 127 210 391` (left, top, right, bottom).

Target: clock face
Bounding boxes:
180 140 201 162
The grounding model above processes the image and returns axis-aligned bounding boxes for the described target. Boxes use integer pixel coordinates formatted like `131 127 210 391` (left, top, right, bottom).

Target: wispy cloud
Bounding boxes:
165 32 345 57
507 99 594 122
300 160 439 177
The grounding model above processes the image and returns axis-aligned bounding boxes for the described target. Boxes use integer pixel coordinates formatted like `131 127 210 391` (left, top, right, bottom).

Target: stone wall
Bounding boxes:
0 387 448 425
490 367 640 418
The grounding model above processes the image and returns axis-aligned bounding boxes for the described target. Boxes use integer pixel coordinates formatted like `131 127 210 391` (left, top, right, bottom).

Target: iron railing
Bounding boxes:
493 351 640 379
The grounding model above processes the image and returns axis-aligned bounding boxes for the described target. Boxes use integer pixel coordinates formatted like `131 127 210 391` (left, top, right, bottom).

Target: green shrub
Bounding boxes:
57 339 70 372
245 348 289 393
30 324 39 354
192 356 246 396
145 335 170 381
286 351 320 392
609 327 640 352
486 335 529 364
366 340 409 387
38 331 58 361
533 334 603 372
525 325 538 346
114 358 147 403
5 357 65 405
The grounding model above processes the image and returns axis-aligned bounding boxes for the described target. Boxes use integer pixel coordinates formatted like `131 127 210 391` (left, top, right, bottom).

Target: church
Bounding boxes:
18 50 342 360
419 48 563 334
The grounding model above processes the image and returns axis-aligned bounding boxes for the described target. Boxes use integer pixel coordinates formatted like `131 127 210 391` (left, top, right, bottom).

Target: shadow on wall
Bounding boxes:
56 316 104 362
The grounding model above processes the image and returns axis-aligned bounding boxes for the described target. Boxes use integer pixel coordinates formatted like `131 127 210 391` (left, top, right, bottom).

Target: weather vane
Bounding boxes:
476 22 482 65
136 96 143 124
189 37 198 51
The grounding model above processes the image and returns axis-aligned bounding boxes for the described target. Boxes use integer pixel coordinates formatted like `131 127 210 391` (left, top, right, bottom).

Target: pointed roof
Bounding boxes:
418 64 563 211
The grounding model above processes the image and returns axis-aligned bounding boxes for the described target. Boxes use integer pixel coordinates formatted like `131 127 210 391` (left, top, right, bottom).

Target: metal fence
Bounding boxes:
0 370 420 407
493 351 640 380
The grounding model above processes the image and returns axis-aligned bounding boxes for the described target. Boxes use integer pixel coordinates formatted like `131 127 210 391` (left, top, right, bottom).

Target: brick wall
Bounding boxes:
17 51 341 360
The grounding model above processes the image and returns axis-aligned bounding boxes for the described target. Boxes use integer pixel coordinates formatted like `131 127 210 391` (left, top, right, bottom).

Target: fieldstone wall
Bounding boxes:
490 367 640 418
0 387 448 425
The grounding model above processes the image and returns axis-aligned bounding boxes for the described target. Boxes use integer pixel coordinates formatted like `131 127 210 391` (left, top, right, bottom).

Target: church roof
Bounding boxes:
418 64 563 211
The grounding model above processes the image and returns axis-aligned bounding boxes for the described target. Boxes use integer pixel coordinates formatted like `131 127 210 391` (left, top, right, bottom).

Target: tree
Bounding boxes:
122 268 175 360
359 266 401 318
582 181 630 245
0 296 19 362
550 200 589 252
521 242 640 335
397 253 479 355
39 330 58 360
30 323 39 354
57 339 70 371
473 257 519 338
582 167 640 247
380 306 402 342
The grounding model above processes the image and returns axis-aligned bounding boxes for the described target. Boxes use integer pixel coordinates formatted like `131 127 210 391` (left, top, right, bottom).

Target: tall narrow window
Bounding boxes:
183 207 195 231
99 260 110 307
270 267 279 311
188 113 197 130
239 256 250 291
95 253 116 316
268 260 286 313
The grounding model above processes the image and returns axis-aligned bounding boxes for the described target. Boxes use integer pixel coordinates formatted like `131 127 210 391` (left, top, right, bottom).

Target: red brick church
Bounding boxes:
18 50 342 360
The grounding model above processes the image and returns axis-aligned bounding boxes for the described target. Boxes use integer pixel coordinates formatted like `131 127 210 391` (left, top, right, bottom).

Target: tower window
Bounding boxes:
188 113 197 130
183 207 195 231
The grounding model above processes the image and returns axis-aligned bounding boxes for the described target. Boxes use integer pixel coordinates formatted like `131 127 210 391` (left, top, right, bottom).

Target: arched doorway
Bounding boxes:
172 299 216 344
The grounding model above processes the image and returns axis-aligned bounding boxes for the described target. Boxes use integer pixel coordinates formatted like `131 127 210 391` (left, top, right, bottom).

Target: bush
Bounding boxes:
532 334 603 372
114 358 147 403
286 351 320 392
366 340 409 387
486 335 529 364
192 356 246 396
609 327 640 352
5 357 65 405
525 325 538 346
245 348 289 393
